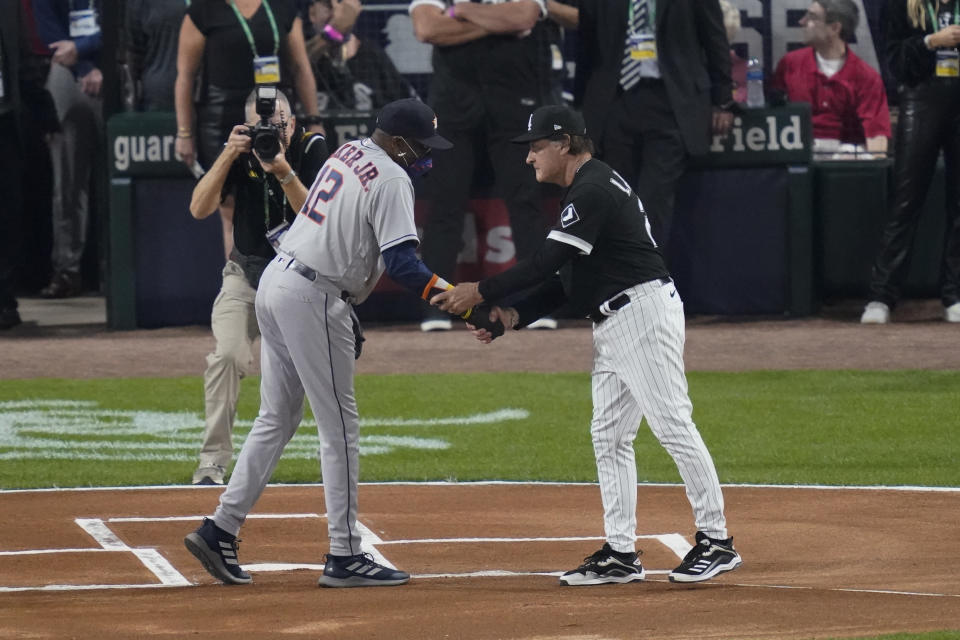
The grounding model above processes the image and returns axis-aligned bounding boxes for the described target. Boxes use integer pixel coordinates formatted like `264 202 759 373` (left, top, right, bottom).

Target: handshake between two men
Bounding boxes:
430 283 512 343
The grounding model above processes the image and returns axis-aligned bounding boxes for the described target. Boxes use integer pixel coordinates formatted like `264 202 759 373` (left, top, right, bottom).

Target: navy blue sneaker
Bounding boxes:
184 518 252 585
318 553 410 588
668 531 742 583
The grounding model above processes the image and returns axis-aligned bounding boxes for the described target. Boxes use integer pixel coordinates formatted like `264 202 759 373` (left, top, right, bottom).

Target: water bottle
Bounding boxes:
746 57 765 108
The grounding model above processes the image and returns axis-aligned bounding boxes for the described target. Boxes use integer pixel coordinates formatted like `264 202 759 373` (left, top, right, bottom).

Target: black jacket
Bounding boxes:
574 0 732 156
884 0 945 87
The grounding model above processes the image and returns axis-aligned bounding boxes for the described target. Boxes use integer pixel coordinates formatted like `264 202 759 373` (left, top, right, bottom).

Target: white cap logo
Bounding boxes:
553 124 562 130
527 114 534 131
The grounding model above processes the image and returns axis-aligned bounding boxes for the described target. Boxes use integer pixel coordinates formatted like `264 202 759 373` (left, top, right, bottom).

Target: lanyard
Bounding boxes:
263 178 287 228
926 0 960 30
626 0 656 34
229 0 279 58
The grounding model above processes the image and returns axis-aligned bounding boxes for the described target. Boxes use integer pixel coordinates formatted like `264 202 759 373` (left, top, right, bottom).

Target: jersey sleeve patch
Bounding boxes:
560 203 580 228
547 230 592 255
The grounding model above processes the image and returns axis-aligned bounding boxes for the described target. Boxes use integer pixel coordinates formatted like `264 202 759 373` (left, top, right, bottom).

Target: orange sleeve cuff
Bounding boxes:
421 274 440 300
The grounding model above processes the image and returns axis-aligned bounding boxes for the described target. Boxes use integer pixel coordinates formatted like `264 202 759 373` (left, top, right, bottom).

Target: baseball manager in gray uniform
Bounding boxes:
433 104 742 586
185 98 460 588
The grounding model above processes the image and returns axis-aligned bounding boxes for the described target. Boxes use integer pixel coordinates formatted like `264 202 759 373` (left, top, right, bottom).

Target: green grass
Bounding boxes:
0 370 957 489
1 372 958 640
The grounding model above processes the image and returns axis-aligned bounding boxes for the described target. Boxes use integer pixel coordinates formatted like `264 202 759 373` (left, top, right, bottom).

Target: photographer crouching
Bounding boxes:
188 86 328 486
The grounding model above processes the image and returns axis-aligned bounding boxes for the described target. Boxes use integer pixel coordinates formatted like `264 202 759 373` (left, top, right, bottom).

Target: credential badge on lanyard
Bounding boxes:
936 49 960 77
626 0 657 62
69 1 100 38
928 0 960 77
230 0 281 85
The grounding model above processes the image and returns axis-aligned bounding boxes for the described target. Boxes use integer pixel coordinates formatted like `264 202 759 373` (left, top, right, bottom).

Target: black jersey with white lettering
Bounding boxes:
549 158 669 314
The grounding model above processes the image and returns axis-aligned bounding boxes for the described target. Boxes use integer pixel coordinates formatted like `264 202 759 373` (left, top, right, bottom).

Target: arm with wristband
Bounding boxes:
383 242 506 337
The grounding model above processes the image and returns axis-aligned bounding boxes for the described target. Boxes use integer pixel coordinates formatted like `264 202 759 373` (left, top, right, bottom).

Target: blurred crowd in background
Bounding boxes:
1 0 958 331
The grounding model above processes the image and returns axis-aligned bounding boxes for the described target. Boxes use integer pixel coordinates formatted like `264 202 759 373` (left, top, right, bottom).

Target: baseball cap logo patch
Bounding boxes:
512 105 588 143
376 98 452 150
560 203 580 228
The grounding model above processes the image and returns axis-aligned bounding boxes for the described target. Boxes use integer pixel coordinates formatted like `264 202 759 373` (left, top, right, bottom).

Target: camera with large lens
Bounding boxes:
247 85 283 159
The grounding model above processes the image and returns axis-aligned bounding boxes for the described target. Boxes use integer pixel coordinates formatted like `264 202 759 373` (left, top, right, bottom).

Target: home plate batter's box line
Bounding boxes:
0 511 695 592
3 516 960 601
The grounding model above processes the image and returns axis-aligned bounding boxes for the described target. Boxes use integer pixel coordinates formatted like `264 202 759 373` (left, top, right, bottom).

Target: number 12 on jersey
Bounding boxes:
301 165 344 225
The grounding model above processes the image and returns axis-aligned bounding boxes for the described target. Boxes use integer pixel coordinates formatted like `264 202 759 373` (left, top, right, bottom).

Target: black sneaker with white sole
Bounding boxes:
668 531 742 583
184 518 252 585
318 553 410 588
559 543 645 586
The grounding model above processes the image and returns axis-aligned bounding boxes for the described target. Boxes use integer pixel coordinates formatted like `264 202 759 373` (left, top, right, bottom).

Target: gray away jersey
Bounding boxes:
279 138 419 303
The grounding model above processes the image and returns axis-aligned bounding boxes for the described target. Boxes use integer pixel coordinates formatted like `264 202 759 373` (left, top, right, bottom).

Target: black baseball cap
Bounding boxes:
376 99 453 150
511 105 587 143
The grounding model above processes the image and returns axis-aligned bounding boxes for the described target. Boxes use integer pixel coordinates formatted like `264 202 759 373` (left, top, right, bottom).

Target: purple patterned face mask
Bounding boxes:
397 137 433 177
404 155 433 177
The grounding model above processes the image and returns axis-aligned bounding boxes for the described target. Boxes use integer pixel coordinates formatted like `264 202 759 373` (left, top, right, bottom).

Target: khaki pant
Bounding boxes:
198 261 259 469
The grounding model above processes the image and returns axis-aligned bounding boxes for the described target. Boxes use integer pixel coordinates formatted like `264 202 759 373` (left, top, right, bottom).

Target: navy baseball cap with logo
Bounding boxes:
511 105 587 143
376 98 453 149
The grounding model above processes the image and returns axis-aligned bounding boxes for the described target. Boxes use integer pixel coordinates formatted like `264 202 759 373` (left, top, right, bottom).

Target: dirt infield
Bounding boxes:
2 483 959 640
2 299 959 638
4 298 960 379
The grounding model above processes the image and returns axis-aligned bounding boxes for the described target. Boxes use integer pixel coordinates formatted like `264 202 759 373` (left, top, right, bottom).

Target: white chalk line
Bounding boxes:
1 487 958 599
107 513 323 523
643 577 960 599
75 518 190 587
2 481 959 495
4 515 959 598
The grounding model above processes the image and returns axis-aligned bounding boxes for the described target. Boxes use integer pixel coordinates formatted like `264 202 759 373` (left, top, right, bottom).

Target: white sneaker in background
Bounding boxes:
945 302 960 323
192 464 225 485
526 317 558 330
860 301 890 324
420 318 453 332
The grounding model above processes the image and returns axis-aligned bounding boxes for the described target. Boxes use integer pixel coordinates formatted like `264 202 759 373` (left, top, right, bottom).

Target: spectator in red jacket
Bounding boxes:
772 0 890 156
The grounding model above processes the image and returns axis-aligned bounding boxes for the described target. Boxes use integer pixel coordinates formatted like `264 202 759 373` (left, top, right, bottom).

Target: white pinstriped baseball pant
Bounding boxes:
590 278 728 553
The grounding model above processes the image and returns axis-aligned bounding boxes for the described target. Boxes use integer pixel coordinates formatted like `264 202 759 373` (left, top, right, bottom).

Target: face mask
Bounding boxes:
397 137 433 177
405 155 433 178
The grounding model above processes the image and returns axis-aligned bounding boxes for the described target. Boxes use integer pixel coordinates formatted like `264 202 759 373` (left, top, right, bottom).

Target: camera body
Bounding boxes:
245 85 284 160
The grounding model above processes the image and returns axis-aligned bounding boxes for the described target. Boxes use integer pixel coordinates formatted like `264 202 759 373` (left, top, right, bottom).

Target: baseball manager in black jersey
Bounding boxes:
432 105 742 586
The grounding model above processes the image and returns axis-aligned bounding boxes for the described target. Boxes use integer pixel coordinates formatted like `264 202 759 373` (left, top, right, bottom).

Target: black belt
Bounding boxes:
284 257 350 301
621 77 665 94
588 277 671 324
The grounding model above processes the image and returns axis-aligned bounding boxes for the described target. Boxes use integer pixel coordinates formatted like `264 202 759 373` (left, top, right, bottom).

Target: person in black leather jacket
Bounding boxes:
861 0 960 324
